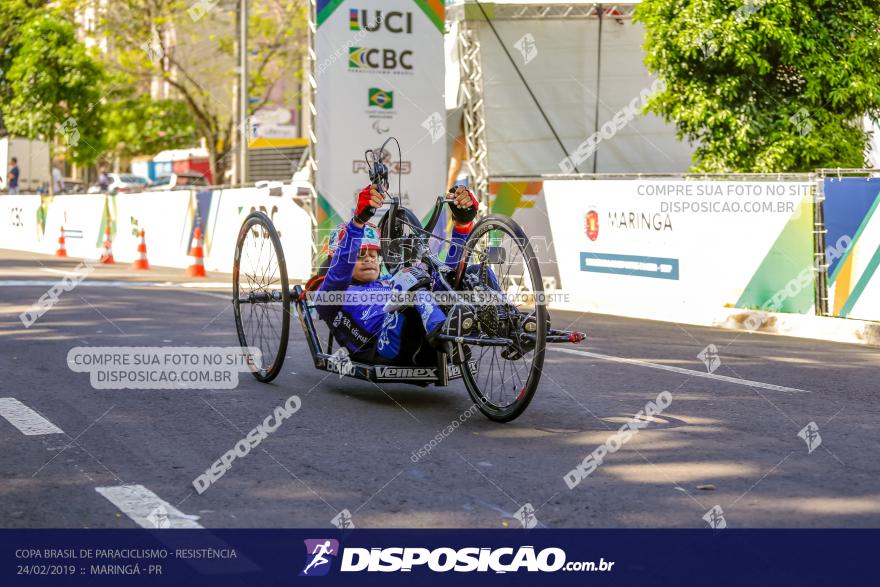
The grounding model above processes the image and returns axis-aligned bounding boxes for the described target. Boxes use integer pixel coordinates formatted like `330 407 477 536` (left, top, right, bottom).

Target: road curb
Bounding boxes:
712 308 880 347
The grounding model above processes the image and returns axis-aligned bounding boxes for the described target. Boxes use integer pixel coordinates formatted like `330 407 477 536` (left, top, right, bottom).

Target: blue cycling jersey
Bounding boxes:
316 220 470 355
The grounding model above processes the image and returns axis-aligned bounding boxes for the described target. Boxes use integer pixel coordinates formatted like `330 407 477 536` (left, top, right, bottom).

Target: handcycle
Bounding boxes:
232 138 585 422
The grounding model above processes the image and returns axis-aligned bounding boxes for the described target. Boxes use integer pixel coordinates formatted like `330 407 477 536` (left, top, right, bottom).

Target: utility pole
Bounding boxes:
239 0 248 185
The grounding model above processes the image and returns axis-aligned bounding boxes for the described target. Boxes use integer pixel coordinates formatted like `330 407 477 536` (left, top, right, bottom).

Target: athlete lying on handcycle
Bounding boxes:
316 184 489 365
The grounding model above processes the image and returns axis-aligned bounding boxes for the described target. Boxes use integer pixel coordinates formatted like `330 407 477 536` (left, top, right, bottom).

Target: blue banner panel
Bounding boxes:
823 177 880 276
581 252 680 280
1 529 876 586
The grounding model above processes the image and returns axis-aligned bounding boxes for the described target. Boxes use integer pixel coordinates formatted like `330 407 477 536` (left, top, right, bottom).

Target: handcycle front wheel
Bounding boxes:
458 214 547 423
233 211 290 382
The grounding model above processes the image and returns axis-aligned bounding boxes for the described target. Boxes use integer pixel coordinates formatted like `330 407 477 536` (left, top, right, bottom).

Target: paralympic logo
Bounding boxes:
300 539 340 577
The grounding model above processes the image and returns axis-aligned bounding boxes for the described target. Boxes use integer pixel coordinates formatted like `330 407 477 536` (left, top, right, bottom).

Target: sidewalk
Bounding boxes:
713 307 880 347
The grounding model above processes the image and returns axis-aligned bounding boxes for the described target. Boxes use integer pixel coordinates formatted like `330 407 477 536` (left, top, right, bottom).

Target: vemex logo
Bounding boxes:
349 9 413 33
349 47 413 71
369 88 393 109
300 539 339 577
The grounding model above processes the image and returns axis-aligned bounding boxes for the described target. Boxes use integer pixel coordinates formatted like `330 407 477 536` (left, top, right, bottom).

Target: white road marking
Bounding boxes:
551 347 811 393
0 280 231 289
0 280 232 301
95 484 203 529
177 290 230 301
40 268 81 276
0 398 64 435
0 280 139 287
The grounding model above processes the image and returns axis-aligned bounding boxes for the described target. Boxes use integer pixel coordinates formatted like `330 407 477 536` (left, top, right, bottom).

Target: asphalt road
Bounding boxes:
1 249 878 529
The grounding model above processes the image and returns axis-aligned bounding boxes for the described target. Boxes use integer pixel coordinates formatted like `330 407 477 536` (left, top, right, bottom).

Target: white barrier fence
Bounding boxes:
5 178 878 331
0 185 313 281
543 179 816 323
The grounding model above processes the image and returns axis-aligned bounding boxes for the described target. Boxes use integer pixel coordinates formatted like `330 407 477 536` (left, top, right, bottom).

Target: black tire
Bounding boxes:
233 212 290 383
458 214 547 422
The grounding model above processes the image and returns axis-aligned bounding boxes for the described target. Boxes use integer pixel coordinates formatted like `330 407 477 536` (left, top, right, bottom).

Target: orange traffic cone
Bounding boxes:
56 226 68 257
99 225 115 264
186 226 206 277
132 229 149 270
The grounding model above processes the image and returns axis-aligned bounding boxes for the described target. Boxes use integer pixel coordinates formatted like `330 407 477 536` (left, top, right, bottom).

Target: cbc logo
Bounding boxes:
349 47 413 71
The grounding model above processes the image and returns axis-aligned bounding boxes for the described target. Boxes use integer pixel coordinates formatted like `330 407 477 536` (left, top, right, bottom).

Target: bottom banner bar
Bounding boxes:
1 529 874 586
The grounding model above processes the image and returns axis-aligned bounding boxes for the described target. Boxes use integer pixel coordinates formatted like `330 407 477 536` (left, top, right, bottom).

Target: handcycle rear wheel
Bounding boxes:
233 211 290 382
458 214 547 422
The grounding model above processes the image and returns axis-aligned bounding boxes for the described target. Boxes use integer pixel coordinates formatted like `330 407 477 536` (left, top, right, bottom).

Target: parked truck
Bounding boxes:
0 137 50 193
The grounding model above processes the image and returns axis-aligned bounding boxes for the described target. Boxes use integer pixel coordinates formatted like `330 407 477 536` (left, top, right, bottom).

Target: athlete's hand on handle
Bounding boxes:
354 184 384 226
447 185 478 228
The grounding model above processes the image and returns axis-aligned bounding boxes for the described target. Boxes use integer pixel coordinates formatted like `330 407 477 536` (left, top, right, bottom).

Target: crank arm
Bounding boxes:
434 333 513 347
519 330 586 344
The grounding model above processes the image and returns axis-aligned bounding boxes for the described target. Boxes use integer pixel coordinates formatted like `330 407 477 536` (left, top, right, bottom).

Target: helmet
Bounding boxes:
327 222 381 257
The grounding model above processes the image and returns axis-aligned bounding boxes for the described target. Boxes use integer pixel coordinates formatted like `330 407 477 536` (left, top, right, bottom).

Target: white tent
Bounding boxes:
447 1 694 178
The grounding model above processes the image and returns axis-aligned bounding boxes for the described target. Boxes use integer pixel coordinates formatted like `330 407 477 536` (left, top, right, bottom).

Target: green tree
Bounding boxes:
1 13 105 190
635 0 880 172
101 89 198 163
94 0 306 183
0 0 45 134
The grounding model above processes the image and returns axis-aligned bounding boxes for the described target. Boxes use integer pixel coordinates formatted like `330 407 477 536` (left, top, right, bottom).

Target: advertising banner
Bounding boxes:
1 528 878 586
43 195 107 259
0 189 313 280
0 195 44 253
207 186 313 280
544 180 813 322
823 178 880 320
487 180 561 287
314 0 446 252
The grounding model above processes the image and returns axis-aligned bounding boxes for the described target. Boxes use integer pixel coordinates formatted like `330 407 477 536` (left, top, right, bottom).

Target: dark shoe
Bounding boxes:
426 304 476 344
426 304 476 363
520 313 551 335
443 304 477 337
500 312 550 360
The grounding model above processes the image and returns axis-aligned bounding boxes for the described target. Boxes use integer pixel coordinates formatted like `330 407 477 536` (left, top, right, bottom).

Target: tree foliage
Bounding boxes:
1 12 105 167
635 0 880 172
101 87 197 161
95 0 307 182
0 0 45 134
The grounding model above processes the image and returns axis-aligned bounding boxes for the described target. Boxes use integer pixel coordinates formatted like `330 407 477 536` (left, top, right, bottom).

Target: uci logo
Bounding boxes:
349 9 413 34
349 47 413 71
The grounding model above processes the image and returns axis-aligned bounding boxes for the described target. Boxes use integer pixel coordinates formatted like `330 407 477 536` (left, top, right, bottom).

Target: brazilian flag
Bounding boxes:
369 88 393 109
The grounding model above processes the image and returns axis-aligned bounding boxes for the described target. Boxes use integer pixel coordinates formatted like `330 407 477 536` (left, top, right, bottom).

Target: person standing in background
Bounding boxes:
98 168 110 192
7 158 19 194
52 164 64 194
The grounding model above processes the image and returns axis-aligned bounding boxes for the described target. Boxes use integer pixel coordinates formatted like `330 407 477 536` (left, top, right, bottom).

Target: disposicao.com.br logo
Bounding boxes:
299 540 614 575
300 539 340 577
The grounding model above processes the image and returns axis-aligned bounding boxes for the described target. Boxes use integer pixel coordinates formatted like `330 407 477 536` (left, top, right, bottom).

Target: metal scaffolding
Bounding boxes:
457 22 491 210
446 2 637 21
302 0 319 267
